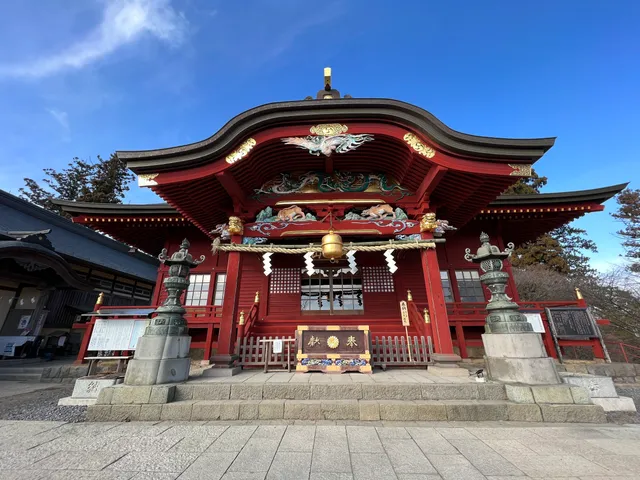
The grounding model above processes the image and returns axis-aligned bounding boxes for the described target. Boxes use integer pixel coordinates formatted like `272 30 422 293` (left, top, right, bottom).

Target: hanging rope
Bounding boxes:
211 237 440 255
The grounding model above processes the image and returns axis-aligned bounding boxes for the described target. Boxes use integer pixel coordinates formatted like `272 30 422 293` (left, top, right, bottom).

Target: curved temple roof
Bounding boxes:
118 98 556 173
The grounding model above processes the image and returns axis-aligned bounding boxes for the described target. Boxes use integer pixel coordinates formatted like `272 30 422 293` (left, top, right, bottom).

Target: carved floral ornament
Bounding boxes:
309 124 348 136
138 173 159 187
225 138 257 164
403 133 436 159
509 163 533 176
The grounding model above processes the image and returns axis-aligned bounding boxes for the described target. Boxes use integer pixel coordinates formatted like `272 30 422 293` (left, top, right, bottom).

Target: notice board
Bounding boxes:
88 319 149 351
545 307 597 339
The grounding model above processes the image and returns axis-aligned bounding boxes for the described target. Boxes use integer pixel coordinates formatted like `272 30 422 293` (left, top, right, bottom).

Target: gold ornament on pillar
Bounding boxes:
407 290 413 302
575 287 584 300
423 308 431 324
227 216 244 236
420 212 437 233
238 311 246 325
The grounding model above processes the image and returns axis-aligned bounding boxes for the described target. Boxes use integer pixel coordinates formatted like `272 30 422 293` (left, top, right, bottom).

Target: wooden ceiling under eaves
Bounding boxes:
149 134 520 234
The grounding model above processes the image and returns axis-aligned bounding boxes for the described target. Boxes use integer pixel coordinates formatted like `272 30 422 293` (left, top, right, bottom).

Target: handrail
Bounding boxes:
446 300 581 318
606 342 640 364
407 300 427 338
237 291 261 339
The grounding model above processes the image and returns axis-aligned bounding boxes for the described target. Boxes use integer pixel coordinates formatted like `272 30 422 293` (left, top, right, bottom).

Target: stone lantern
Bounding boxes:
464 232 532 334
125 239 204 385
464 233 560 384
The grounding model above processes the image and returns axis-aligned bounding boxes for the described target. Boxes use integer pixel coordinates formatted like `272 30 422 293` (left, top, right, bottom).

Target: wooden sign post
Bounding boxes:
399 300 413 362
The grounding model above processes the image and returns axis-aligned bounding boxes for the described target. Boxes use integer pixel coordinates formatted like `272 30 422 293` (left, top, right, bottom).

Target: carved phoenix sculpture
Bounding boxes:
281 134 374 157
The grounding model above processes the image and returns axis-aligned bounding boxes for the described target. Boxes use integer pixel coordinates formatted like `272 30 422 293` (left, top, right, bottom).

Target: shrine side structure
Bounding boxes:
55 86 626 366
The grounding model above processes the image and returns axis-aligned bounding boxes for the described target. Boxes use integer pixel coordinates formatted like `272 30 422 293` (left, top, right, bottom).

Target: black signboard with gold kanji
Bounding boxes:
296 325 371 374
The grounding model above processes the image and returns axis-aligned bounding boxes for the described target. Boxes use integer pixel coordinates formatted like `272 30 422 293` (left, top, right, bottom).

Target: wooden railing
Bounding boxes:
236 291 261 339
406 290 431 340
237 335 433 370
607 342 640 364
446 300 582 318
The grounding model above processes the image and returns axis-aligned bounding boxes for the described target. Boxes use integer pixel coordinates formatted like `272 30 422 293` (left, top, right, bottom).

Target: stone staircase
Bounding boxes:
87 381 607 423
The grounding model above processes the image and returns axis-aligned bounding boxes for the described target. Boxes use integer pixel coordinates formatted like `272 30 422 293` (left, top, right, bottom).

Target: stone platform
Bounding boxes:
87 369 607 424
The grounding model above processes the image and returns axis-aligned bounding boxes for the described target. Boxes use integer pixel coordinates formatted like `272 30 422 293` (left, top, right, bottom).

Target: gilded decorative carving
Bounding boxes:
420 213 457 235
138 173 159 187
225 138 257 164
309 123 348 136
327 335 340 349
255 171 410 198
227 216 244 235
403 132 436 158
420 212 438 232
509 163 532 176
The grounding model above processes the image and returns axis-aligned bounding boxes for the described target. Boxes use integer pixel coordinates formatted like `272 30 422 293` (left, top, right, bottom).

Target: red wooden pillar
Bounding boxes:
203 325 214 365
211 235 243 367
74 293 103 365
455 322 467 358
420 235 460 364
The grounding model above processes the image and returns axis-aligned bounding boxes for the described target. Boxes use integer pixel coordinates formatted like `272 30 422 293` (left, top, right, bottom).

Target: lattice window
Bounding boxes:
455 270 485 302
269 268 300 294
362 266 395 293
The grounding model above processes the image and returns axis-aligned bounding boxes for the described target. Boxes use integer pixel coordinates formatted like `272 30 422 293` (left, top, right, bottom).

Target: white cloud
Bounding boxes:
0 0 188 79
46 108 69 131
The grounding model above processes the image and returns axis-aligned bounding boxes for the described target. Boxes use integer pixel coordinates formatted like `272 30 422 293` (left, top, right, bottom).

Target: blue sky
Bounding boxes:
0 0 638 272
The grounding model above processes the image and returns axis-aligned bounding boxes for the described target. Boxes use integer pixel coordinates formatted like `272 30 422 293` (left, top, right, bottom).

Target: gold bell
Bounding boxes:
321 230 343 261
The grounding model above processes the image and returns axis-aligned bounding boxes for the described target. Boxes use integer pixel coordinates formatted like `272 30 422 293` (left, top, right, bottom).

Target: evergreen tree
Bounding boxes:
502 169 548 195
503 168 597 275
20 154 135 217
612 188 640 272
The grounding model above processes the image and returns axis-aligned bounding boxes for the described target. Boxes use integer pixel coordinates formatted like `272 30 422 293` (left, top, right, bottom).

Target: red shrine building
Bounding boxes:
58 71 625 365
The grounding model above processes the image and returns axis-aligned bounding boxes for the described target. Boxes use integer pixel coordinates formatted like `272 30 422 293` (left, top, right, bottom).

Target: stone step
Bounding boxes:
87 398 607 423
176 382 508 402
0 373 42 381
0 366 45 374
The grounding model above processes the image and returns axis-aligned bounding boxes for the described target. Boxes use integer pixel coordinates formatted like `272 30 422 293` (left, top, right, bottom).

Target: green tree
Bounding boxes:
502 168 548 195
20 154 135 217
503 168 597 275
612 188 640 272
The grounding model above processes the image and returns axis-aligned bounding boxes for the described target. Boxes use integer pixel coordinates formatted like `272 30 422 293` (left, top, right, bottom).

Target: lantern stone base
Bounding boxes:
125 334 191 386
201 354 241 377
483 333 561 385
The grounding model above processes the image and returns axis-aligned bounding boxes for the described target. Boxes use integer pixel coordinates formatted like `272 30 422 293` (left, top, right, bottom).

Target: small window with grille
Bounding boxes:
269 268 301 294
185 274 211 307
454 270 485 302
362 266 394 293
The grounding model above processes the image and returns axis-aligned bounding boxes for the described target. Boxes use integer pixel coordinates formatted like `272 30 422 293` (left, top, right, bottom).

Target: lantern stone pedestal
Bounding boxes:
465 233 561 385
125 240 204 386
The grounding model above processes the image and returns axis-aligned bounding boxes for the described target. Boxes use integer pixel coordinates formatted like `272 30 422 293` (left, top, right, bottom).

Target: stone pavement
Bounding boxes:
2 420 640 479
0 381 57 398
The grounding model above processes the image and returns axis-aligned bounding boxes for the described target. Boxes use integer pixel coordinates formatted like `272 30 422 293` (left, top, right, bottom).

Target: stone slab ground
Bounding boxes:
1 420 640 479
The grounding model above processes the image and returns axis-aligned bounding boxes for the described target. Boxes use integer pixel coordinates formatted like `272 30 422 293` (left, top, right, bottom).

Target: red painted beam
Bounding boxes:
215 171 247 207
415 165 448 203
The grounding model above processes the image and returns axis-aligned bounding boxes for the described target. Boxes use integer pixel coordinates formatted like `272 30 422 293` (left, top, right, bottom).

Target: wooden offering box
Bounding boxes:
295 325 372 374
